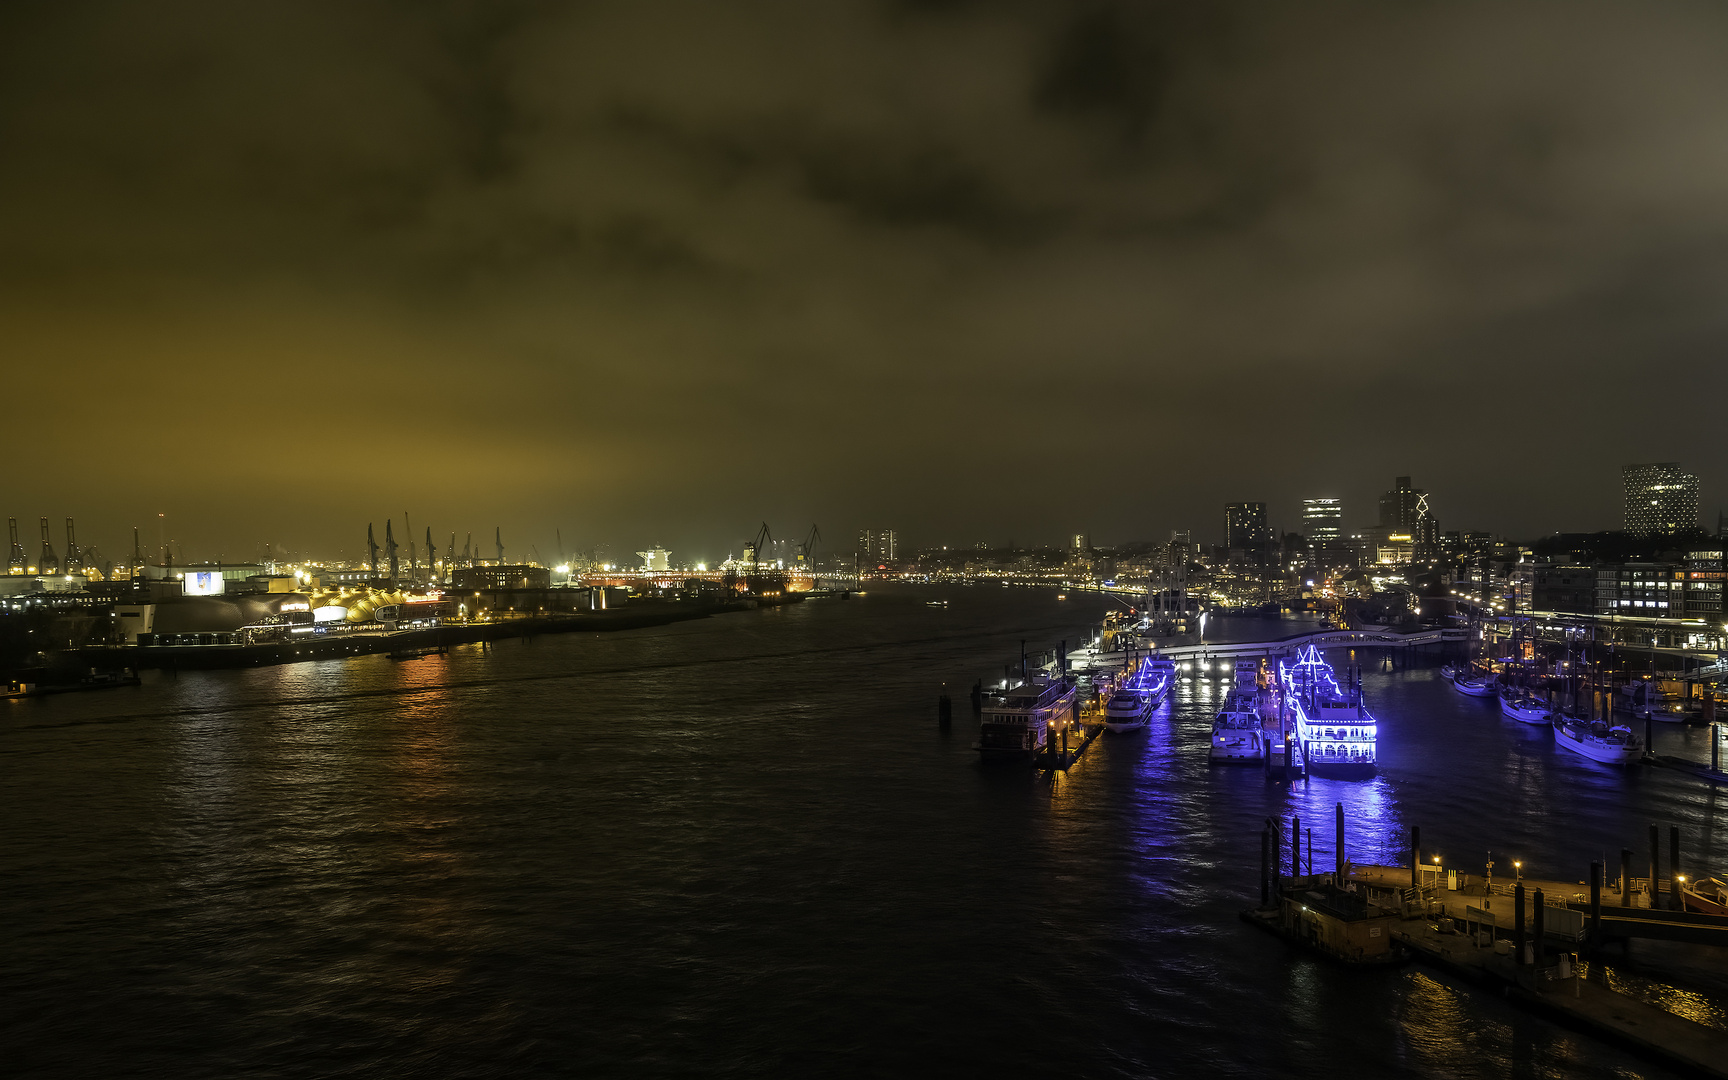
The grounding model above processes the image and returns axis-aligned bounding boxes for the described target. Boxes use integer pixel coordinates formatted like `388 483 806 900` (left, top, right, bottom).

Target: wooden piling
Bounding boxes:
1670 826 1681 912
1534 889 1547 969
1260 829 1270 905
1291 815 1301 879
1514 884 1527 964
1590 861 1602 950
1411 826 1421 887
1334 802 1345 880
1621 849 1634 907
1650 824 1661 907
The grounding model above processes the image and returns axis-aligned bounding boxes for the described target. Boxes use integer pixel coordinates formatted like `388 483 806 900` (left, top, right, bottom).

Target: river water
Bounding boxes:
6 584 1726 1078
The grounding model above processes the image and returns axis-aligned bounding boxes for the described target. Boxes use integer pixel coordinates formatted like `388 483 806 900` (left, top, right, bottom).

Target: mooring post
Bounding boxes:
1621 848 1634 907
1261 829 1271 905
1649 824 1661 908
1412 825 1421 887
938 691 952 729
1670 826 1681 911
1589 862 1602 951
1060 723 1068 770
1714 723 1721 773
1270 818 1283 896
1306 828 1313 876
1514 884 1527 964
1334 802 1346 881
1533 889 1547 973
1292 815 1302 879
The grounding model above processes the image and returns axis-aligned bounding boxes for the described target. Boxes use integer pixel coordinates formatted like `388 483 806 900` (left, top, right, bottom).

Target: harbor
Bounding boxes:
964 598 1728 1073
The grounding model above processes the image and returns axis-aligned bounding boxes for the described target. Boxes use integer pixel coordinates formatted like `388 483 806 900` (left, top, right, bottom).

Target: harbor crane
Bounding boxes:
745 521 774 569
796 524 822 568
367 524 380 576
38 516 58 576
7 518 25 574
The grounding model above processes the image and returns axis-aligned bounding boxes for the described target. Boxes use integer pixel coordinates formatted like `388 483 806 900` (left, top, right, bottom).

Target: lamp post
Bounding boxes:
1514 860 1522 884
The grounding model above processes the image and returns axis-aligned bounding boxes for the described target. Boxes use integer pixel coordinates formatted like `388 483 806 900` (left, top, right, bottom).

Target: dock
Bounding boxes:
1245 810 1728 1077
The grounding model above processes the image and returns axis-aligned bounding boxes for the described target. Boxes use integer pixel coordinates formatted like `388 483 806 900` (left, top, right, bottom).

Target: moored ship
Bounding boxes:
1552 712 1643 766
1282 645 1377 779
1498 689 1553 725
975 672 1080 757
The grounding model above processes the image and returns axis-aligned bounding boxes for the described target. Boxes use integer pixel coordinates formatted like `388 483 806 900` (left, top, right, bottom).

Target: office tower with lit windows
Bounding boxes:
1623 463 1699 536
1302 499 1342 543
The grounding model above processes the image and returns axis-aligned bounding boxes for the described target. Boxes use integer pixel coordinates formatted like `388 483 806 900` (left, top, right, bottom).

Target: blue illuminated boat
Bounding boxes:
1282 645 1377 779
1102 656 1175 732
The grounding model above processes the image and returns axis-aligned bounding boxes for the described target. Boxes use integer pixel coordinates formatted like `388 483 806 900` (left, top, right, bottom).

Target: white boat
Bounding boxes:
1453 676 1497 698
975 673 1079 756
1619 681 1688 723
1103 686 1153 732
1552 712 1643 765
1499 689 1554 725
1209 689 1264 764
1283 645 1376 778
1103 656 1175 732
1440 665 1459 681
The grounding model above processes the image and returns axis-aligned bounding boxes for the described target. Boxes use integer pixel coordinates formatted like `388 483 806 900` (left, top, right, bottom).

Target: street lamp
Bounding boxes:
1514 860 1522 883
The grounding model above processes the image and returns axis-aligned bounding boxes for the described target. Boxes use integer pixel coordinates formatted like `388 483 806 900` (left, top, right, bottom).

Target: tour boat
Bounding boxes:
1103 686 1153 732
1283 645 1377 779
974 672 1079 756
1552 712 1643 766
1498 689 1554 725
1440 665 1459 682
1208 689 1264 764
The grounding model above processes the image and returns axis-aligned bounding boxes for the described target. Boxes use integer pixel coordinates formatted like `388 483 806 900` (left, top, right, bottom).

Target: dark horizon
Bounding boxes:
5 3 1727 560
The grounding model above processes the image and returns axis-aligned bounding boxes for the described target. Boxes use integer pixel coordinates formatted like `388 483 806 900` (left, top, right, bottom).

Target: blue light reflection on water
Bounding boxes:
1 588 1712 1078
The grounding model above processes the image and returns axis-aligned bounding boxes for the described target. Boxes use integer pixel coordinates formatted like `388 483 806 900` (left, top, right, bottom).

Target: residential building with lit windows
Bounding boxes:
1623 462 1699 537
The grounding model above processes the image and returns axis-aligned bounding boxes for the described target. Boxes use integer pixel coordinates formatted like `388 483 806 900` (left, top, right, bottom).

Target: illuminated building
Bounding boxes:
1301 499 1341 543
1623 462 1699 537
636 547 671 572
1224 503 1271 549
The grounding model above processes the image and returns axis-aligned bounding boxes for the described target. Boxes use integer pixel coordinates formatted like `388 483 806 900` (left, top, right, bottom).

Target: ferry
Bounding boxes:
1552 711 1643 766
1282 645 1377 779
1102 656 1176 733
1209 672 1264 765
974 672 1079 757
1499 689 1553 725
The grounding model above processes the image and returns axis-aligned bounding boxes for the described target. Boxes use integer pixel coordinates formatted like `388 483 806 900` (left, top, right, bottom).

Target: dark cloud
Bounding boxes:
2 0 1727 561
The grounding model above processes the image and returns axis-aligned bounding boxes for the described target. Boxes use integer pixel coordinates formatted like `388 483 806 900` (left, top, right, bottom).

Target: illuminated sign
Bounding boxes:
184 571 224 596
278 602 310 612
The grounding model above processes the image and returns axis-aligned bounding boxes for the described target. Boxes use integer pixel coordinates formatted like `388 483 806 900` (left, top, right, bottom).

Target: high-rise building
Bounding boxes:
858 530 875 557
1224 503 1271 549
1623 462 1699 537
1302 499 1342 543
879 530 898 560
1071 533 1089 553
1378 476 1424 530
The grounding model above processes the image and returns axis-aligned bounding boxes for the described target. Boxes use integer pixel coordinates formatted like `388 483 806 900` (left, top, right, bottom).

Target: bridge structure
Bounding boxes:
1120 627 1466 663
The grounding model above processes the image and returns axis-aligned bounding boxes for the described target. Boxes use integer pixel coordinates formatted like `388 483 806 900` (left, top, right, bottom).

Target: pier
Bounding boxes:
1245 809 1728 1076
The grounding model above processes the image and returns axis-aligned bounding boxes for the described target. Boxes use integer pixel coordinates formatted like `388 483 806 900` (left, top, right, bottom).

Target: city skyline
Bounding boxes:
4 4 1728 554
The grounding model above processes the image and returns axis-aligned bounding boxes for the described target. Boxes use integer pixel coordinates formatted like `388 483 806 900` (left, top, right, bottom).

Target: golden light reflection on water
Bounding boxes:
1584 960 1728 1031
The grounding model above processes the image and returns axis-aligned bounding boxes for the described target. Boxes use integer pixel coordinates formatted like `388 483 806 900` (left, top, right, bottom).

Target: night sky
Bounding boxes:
4 2 1726 564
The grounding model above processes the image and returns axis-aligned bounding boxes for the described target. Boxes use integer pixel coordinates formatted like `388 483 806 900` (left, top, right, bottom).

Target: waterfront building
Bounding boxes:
858 529 898 561
1224 502 1271 549
1623 462 1699 537
1302 499 1342 543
